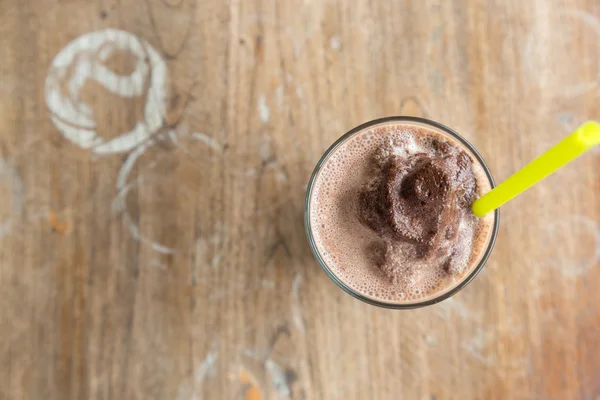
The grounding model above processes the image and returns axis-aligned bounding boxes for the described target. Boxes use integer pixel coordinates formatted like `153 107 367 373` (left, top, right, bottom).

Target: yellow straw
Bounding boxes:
472 121 600 217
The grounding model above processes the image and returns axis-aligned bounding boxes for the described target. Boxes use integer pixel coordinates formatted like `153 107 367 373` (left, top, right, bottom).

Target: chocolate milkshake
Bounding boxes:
305 117 498 308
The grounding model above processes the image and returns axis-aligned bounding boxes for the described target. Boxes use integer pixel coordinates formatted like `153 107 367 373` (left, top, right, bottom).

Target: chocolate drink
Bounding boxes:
306 118 497 307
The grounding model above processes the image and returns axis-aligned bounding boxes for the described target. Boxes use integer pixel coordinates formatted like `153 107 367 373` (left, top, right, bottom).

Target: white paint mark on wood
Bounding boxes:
113 139 178 254
424 334 437 346
461 328 497 366
557 112 577 131
265 359 292 399
330 36 341 50
45 29 168 154
276 171 288 183
177 346 219 400
193 226 227 274
291 273 305 334
242 348 266 361
166 128 224 167
210 254 222 269
286 73 303 100
273 73 304 112
436 297 477 320
124 212 178 254
190 132 224 152
275 85 284 108
115 139 152 190
462 328 531 374
258 94 270 123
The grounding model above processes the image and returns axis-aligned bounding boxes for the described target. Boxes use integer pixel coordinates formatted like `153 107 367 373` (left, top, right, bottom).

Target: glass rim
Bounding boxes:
304 116 500 310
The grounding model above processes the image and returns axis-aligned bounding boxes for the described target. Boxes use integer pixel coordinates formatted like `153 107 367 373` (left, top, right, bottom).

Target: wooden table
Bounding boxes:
1 0 599 399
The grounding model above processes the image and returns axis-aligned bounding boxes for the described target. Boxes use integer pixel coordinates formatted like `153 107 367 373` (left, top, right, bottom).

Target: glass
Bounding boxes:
304 116 500 309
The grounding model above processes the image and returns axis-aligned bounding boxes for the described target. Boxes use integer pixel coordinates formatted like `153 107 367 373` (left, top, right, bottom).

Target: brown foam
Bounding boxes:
309 121 495 304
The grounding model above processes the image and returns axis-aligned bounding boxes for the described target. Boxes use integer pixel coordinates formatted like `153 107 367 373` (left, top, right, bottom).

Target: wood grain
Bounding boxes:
1 0 600 399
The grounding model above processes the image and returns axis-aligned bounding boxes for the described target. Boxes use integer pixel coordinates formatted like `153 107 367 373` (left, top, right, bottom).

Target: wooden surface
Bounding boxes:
1 0 600 399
